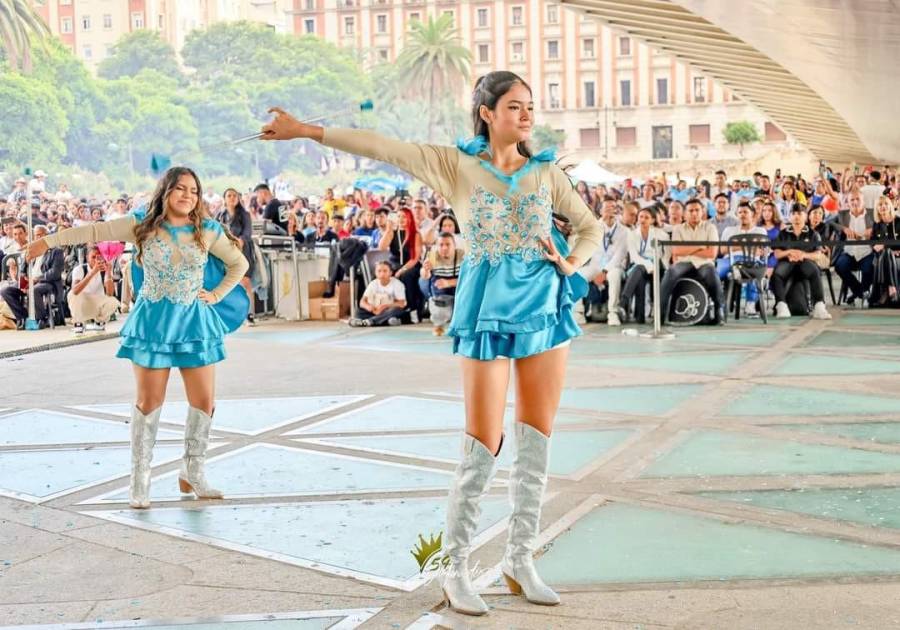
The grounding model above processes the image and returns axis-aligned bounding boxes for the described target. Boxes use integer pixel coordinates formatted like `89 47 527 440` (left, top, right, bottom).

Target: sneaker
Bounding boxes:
812 301 832 320
349 317 369 327
387 317 402 326
85 321 100 331
410 311 420 324
247 313 256 326
73 323 85 335
94 321 106 332
775 301 791 319
607 311 621 326
744 301 758 317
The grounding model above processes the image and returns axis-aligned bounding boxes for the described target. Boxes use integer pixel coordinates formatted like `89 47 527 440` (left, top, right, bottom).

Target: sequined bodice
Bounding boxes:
463 184 553 265
139 232 207 305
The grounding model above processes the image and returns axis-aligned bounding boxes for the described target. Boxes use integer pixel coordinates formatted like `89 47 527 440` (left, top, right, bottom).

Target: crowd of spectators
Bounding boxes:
2 162 898 334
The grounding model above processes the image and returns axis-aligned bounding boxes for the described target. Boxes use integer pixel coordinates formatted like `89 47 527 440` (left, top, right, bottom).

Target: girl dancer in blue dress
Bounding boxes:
261 71 601 616
27 168 249 509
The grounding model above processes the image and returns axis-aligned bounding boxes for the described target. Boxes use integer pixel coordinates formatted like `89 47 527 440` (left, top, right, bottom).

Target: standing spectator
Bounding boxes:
835 191 874 305
660 198 725 324
28 170 47 197
321 187 347 219
771 205 831 319
54 183 74 203
710 170 730 200
218 188 257 325
258 184 287 234
67 246 120 334
350 260 407 327
861 171 886 212
10 178 28 204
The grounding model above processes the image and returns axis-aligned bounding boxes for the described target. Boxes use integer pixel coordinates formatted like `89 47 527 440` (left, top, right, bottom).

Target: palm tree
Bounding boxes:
0 0 51 72
396 14 471 142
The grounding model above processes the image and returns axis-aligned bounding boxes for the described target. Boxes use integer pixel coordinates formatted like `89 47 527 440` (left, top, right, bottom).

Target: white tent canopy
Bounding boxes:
568 159 626 185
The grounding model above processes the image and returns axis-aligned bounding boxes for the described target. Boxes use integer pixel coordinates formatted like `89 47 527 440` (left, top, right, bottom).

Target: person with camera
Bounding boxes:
68 245 120 334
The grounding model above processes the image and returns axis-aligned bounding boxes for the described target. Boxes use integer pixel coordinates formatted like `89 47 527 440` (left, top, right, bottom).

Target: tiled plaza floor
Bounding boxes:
2 310 900 629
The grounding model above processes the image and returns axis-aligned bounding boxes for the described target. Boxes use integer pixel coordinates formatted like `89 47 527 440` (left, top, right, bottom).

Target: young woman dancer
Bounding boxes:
27 168 249 509
262 71 602 616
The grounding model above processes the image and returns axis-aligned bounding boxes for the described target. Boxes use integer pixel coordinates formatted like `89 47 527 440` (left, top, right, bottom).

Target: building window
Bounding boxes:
344 16 354 35
477 8 488 28
584 81 596 108
376 14 387 33
443 10 454 25
159 14 164 28
547 40 559 60
765 122 787 142
131 12 144 29
103 14 112 30
304 18 315 33
582 38 594 58
547 4 558 23
616 126 636 147
511 41 524 62
692 77 706 103
548 83 561 109
689 124 710 144
580 128 600 148
305 0 316 9
652 125 673 159
81 15 91 31
378 49 389 62
82 44 92 59
511 6 523 26
60 0 71 4
619 36 631 56
620 79 631 106
478 44 490 64
61 17 73 33
656 77 669 105
409 12 420 22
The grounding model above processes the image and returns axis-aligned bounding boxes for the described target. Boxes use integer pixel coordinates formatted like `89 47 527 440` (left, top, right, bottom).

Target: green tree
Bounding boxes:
0 0 50 71
0 72 67 165
98 30 181 81
531 124 565 152
723 121 761 157
396 14 471 142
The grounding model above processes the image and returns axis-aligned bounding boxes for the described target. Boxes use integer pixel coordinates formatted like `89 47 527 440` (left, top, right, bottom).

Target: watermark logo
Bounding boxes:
411 531 447 574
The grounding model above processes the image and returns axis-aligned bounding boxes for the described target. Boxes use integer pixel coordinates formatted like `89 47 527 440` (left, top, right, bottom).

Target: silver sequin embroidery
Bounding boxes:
464 184 553 265
139 236 207 305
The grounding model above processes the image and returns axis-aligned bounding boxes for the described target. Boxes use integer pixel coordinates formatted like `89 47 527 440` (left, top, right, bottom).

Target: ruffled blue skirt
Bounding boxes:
116 298 230 368
448 255 588 361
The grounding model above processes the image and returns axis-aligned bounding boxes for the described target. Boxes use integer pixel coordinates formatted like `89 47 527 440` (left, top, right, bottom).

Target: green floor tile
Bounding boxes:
559 385 702 416
641 429 900 478
805 330 900 348
666 330 784 346
697 487 900 529
308 429 635 476
773 354 900 375
838 313 900 327
579 352 749 375
772 422 900 444
724 385 900 417
232 329 340 345
535 503 900 585
570 339 689 356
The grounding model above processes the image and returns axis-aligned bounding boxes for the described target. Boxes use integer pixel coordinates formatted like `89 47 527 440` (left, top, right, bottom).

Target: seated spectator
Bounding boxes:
370 206 391 247
871 196 900 306
620 200 638 230
0 257 24 330
423 212 463 249
718 202 768 316
352 209 378 242
771 205 831 319
67 246 120 334
710 193 737 236
808 204 843 270
0 225 64 328
835 190 874 305
380 207 424 319
350 260 407 327
663 200 684 234
419 233 463 335
660 198 725 324
305 210 339 245
578 198 627 325
620 207 668 324
331 214 351 239
0 220 14 253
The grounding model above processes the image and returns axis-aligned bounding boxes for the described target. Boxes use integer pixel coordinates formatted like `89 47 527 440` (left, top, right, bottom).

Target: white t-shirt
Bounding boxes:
860 184 884 210
363 278 406 308
720 225 768 242
845 212 872 260
71 265 106 296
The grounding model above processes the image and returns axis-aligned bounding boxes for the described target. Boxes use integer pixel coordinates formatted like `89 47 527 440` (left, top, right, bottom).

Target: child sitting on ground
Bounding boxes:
350 260 408 327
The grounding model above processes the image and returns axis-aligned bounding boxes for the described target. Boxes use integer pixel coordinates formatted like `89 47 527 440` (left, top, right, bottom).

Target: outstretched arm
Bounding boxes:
261 108 458 198
26 216 137 261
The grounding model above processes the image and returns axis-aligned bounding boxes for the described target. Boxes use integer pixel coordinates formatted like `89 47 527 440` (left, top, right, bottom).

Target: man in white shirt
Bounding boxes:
27 170 47 198
835 191 874 304
579 198 627 325
661 198 725 324
860 171 885 213
718 203 768 315
412 198 434 241
67 245 120 334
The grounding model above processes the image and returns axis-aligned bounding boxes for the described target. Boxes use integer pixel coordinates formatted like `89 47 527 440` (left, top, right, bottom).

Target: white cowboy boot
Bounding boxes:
129 405 161 509
440 434 501 616
178 406 223 499
501 423 560 606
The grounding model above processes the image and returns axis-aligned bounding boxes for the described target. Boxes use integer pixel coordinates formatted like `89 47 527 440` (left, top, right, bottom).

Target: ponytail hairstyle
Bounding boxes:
471 71 534 160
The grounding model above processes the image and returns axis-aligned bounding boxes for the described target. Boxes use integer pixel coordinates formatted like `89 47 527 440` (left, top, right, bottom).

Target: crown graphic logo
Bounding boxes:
411 531 443 573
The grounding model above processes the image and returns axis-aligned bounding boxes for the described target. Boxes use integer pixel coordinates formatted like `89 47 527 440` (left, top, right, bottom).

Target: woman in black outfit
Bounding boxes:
871 196 900 306
218 188 257 324
379 206 423 319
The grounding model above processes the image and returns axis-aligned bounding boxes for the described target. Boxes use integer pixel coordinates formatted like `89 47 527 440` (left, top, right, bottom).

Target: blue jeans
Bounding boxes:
717 255 759 303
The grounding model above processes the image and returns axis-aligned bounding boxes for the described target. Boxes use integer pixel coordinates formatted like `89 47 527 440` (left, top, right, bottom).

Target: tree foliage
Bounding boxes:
531 124 566 152
0 0 51 72
97 30 181 81
723 121 761 156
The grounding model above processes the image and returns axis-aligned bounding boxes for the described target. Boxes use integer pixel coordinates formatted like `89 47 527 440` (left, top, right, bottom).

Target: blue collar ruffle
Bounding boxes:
456 135 556 194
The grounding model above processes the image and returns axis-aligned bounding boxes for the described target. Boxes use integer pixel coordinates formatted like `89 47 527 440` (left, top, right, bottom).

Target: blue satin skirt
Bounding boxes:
448 254 588 361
